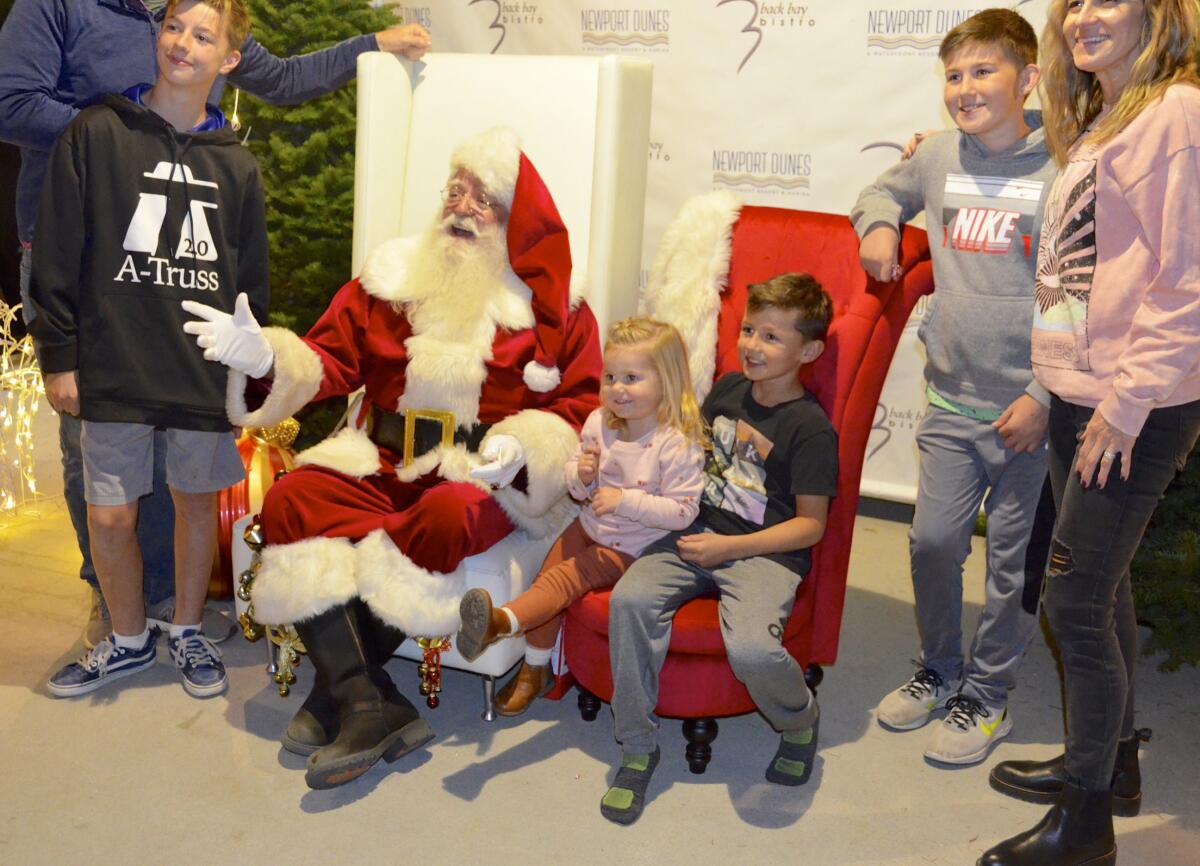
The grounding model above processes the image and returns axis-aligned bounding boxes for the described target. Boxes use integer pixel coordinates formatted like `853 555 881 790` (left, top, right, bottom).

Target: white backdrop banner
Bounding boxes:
384 0 1052 503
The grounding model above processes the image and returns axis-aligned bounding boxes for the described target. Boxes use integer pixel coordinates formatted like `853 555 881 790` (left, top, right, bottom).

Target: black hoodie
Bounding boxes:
30 93 269 432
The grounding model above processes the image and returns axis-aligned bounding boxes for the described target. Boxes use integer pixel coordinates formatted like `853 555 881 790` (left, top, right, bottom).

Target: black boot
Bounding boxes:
279 600 411 757
977 782 1116 866
293 603 434 790
989 729 1147 817
281 682 338 757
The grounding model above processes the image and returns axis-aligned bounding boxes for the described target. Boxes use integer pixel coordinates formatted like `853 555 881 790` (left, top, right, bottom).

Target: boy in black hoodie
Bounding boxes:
31 0 268 699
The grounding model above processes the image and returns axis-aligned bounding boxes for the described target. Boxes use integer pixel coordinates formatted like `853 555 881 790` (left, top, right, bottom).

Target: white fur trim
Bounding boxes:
253 536 358 625
569 271 587 309
642 191 742 402
394 447 443 483
227 327 324 428
449 126 522 209
358 235 421 303
356 528 466 636
484 409 578 538
522 360 561 393
294 426 381 479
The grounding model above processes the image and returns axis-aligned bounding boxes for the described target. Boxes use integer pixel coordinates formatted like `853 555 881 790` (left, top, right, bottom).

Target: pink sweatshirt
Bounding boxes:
565 408 705 556
1032 84 1200 436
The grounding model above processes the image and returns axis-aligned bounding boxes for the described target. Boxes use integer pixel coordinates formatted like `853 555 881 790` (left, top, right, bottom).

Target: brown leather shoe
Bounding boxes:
456 589 512 662
494 660 554 716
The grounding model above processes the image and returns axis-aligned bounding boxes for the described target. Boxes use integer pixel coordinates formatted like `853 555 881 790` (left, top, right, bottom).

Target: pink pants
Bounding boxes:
508 518 634 649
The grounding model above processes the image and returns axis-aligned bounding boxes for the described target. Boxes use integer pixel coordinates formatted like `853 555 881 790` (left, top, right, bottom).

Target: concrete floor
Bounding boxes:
1 403 1198 865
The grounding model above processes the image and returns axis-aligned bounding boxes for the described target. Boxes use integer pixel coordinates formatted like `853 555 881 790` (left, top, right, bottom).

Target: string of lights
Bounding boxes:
0 302 44 523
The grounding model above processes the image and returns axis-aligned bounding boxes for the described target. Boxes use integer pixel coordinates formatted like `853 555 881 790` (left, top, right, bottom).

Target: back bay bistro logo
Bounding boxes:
717 1 817 73
866 6 987 56
114 162 222 292
713 148 813 197
580 8 670 53
467 0 543 54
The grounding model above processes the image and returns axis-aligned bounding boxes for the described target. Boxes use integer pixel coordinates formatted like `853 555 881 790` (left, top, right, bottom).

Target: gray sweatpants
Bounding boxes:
910 405 1046 707
609 528 817 755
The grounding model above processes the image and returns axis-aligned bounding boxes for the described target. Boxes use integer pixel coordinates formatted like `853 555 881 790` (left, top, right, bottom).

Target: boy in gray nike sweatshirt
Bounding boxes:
850 9 1057 767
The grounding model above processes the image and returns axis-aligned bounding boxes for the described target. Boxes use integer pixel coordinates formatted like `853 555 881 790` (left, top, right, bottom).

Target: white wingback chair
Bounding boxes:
234 51 652 720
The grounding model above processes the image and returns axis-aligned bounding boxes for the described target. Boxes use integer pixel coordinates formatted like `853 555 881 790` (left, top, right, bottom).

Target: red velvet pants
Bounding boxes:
260 463 516 573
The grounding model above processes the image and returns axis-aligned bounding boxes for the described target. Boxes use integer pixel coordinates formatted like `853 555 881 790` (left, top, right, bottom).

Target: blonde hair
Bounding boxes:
1040 0 1200 164
603 318 707 448
165 0 252 52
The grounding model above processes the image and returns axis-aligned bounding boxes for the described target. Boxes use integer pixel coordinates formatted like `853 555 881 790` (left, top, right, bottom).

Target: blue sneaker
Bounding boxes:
48 633 157 697
168 629 227 698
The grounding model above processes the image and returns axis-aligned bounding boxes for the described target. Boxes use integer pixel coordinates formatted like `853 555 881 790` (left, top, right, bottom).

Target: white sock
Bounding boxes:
168 622 201 639
525 645 553 666
112 628 151 650
501 606 519 635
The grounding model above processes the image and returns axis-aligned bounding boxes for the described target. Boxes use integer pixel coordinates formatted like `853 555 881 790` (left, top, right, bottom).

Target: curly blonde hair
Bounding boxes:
1040 0 1200 164
603 318 708 448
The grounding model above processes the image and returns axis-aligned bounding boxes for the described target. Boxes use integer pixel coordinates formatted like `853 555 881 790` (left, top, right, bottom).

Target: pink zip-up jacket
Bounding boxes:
1032 84 1200 436
565 408 705 557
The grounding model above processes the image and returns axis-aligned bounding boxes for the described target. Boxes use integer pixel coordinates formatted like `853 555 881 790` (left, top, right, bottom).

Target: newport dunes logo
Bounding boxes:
466 0 544 54
389 4 432 29
712 148 813 196
716 1 818 74
580 8 670 52
866 6 988 56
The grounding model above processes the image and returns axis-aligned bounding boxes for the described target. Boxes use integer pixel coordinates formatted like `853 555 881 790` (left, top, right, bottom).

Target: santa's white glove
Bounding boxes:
181 292 274 379
469 434 526 488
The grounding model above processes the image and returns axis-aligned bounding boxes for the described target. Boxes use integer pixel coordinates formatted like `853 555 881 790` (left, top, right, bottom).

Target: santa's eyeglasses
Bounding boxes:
441 183 500 216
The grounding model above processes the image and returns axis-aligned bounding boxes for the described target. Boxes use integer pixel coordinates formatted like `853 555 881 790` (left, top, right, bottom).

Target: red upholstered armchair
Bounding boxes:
561 192 933 772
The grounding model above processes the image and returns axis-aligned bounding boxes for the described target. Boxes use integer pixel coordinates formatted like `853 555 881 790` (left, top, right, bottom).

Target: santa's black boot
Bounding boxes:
293 604 433 790
977 782 1116 866
990 730 1146 817
280 601 414 757
281 681 338 757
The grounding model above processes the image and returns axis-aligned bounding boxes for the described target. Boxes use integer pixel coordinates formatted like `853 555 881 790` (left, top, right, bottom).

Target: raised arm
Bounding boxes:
227 22 430 106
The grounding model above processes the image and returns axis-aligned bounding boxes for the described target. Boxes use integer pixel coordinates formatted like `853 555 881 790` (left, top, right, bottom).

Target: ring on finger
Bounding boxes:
1101 450 1118 462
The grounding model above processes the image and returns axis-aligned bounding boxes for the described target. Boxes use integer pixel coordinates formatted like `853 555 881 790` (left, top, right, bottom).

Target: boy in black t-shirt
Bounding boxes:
601 273 838 825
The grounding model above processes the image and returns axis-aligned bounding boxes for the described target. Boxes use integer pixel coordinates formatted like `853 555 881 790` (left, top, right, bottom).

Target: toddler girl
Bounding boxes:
456 317 706 715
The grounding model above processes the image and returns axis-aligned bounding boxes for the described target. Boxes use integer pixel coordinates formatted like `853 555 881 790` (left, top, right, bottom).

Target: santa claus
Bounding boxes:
182 126 601 789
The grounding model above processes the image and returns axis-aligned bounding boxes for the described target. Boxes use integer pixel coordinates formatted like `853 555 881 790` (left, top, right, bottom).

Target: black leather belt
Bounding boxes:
368 406 491 467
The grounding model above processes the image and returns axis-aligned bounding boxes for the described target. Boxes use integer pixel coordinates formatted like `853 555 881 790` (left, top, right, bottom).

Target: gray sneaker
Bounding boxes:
146 597 238 644
876 665 961 731
83 588 112 650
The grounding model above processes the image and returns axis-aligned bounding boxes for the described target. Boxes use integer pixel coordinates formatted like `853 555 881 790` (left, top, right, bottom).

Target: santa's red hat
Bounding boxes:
449 127 571 392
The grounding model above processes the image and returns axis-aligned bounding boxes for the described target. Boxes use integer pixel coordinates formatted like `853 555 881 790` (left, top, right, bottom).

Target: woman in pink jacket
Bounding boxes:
979 3 1200 866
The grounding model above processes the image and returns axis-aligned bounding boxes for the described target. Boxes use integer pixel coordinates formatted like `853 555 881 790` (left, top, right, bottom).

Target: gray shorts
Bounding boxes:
80 422 244 505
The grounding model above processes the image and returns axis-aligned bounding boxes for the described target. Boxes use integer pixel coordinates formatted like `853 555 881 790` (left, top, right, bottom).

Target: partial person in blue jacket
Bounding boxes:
0 0 430 649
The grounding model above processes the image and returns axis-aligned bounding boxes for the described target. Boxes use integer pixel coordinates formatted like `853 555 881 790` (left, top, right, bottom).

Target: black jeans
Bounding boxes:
1044 395 1200 790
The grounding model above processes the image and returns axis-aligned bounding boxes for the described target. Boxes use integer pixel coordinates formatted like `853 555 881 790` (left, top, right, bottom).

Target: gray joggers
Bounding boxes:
609 528 817 755
909 405 1047 708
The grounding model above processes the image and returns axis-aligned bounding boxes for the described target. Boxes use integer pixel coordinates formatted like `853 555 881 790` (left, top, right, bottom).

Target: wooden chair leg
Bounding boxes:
577 686 602 721
682 717 719 774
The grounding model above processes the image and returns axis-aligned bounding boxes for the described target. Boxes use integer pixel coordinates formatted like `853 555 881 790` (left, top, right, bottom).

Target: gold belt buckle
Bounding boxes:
402 408 456 468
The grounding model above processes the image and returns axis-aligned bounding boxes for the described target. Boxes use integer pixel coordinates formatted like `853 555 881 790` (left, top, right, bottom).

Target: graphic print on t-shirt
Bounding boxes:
113 162 223 292
1031 162 1097 371
942 173 1044 257
703 415 773 524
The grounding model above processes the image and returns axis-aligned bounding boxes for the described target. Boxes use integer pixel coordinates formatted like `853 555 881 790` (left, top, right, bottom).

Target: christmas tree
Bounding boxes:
227 0 396 333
